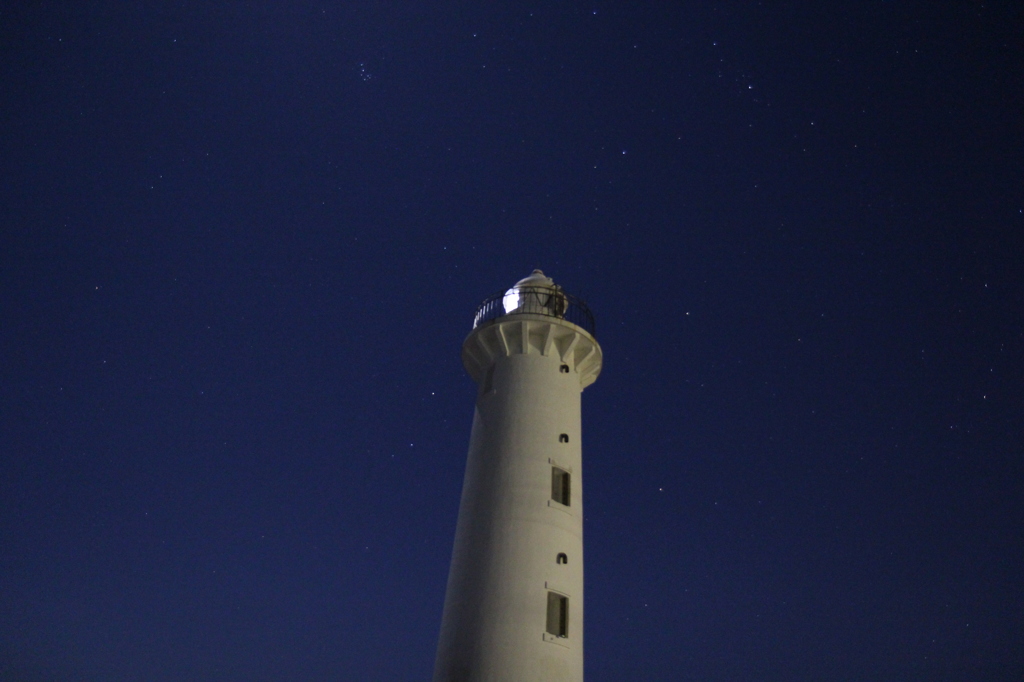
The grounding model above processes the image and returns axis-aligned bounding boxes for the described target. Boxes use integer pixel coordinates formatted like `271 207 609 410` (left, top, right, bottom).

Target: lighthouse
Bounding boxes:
433 270 603 681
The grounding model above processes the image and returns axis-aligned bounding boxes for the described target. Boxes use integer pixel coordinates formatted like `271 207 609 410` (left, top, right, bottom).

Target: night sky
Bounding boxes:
2 3 1022 681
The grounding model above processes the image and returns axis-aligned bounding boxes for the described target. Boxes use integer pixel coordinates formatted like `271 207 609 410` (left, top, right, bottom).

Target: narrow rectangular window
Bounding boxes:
551 467 571 506
546 592 569 638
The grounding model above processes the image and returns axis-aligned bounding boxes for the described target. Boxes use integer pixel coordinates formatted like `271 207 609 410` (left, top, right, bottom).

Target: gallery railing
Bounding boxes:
472 286 596 338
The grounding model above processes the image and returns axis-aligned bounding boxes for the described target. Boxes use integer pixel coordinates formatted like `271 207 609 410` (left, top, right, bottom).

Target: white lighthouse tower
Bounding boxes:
433 270 603 681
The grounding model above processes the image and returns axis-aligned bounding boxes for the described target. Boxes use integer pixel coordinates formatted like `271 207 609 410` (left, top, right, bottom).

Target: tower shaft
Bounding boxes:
434 297 601 682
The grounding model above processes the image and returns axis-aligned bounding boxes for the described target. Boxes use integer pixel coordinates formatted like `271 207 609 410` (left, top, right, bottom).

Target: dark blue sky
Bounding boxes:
2 3 1022 680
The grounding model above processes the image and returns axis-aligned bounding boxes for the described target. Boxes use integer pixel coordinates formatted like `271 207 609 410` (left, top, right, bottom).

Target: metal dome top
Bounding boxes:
512 269 555 289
